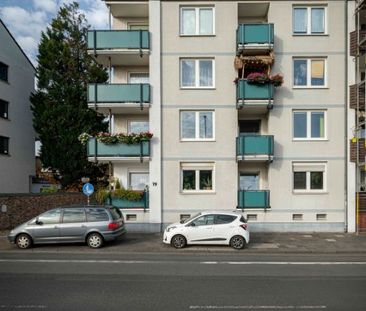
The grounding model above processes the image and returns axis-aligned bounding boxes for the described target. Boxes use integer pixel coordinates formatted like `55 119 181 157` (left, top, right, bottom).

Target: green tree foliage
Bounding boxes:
31 2 108 188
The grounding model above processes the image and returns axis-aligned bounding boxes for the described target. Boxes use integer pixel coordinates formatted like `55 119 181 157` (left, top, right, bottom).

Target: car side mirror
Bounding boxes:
35 219 43 225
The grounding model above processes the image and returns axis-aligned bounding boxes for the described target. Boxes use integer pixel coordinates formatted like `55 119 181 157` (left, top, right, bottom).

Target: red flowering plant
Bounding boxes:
270 73 284 87
246 72 270 84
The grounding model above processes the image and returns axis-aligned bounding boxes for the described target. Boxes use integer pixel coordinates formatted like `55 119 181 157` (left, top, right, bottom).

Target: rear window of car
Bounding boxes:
240 216 247 223
215 214 236 224
86 208 109 222
109 207 122 220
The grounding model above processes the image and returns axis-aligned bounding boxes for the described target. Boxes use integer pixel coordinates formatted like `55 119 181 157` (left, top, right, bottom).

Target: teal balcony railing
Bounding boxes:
88 84 150 105
87 30 150 52
106 191 149 210
87 138 150 158
236 80 274 106
237 190 270 209
236 135 274 159
236 24 274 48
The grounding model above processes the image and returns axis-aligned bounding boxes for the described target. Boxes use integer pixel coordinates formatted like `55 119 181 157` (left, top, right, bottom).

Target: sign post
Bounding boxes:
82 183 94 206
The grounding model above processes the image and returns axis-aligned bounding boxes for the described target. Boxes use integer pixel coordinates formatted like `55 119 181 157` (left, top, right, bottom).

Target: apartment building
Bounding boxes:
88 0 348 232
0 20 35 193
348 0 366 233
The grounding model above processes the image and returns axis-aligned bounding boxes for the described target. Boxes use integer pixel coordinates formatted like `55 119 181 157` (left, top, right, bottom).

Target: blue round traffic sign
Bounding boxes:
82 183 94 196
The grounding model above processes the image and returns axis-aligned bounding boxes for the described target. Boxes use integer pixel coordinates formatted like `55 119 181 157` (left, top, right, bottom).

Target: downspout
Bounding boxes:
160 0 164 233
344 0 349 233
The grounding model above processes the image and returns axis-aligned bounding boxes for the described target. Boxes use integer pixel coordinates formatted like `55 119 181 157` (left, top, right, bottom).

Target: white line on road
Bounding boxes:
189 306 326 310
0 259 365 265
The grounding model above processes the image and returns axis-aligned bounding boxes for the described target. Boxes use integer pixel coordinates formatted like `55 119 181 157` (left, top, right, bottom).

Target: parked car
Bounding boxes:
8 205 126 249
163 211 249 250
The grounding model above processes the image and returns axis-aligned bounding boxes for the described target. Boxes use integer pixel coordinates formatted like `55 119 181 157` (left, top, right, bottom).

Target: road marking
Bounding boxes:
0 305 47 309
0 259 366 265
189 306 326 310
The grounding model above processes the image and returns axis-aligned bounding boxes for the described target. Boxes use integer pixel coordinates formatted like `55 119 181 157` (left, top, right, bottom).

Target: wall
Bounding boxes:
0 193 87 230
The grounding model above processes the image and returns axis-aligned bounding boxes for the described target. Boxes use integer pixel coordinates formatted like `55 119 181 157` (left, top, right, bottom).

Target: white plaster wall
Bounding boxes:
0 22 35 193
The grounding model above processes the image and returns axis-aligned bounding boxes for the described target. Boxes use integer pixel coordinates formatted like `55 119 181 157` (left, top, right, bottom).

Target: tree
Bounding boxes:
31 2 108 189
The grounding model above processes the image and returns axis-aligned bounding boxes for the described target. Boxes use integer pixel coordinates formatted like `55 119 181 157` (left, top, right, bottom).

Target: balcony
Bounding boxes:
87 30 150 66
350 30 366 57
236 80 274 111
87 138 150 162
350 138 366 164
237 190 270 209
237 24 274 53
350 83 365 110
107 191 149 210
236 135 274 162
88 83 150 113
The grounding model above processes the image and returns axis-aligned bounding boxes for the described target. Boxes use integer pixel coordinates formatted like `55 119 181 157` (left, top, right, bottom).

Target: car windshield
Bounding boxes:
181 213 201 224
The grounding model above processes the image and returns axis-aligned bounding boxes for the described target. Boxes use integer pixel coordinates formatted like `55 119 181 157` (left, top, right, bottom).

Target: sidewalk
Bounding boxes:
1 231 366 254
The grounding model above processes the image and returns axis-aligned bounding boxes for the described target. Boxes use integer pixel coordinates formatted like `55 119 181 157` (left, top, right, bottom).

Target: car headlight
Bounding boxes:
166 226 177 232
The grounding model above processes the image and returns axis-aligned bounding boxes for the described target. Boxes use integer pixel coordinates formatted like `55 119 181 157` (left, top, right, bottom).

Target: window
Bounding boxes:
293 7 326 35
0 62 8 82
181 111 214 140
37 209 61 224
293 163 326 192
0 99 8 119
129 73 149 84
240 173 259 191
181 163 214 192
86 208 109 222
215 215 236 224
191 215 214 226
0 136 9 155
293 111 326 140
180 59 214 88
129 172 149 190
293 58 326 87
62 208 86 223
128 121 149 134
180 7 214 35
128 24 149 30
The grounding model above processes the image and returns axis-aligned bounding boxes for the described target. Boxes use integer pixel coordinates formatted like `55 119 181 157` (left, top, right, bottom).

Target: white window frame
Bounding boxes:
293 6 327 35
180 110 215 141
180 163 215 193
127 119 149 134
292 162 327 193
180 58 215 89
293 58 327 88
292 110 327 141
180 7 215 36
127 72 149 84
128 170 149 191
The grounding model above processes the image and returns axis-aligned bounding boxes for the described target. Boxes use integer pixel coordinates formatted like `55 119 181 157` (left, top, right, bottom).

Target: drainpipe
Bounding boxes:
344 0 349 233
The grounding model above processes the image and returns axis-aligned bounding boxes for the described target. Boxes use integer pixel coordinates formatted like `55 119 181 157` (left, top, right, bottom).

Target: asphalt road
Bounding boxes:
0 252 366 311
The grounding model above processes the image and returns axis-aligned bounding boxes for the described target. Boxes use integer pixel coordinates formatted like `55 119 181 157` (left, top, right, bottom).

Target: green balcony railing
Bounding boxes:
88 84 150 104
236 24 274 48
87 138 150 158
238 190 270 209
87 30 150 52
107 191 149 210
236 135 274 158
236 80 274 105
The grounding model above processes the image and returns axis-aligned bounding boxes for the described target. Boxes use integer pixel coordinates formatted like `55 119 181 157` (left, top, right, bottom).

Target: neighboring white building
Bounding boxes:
87 0 350 232
0 19 35 193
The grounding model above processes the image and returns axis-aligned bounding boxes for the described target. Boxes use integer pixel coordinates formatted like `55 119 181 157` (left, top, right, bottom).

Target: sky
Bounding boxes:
0 0 109 66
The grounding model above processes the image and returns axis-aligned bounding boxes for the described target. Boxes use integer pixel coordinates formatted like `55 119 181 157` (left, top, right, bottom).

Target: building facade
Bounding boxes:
0 20 35 193
88 0 349 232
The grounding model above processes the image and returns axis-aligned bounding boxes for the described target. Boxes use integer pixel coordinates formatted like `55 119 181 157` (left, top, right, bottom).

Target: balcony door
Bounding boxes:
240 173 259 191
239 120 260 135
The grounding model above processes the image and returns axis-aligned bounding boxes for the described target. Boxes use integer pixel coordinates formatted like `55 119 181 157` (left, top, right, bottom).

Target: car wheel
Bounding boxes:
16 234 32 249
230 235 245 250
171 234 187 249
87 233 104 249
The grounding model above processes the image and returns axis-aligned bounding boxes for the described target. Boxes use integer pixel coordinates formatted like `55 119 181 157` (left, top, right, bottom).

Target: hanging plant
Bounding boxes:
246 72 270 84
78 132 154 145
270 73 284 87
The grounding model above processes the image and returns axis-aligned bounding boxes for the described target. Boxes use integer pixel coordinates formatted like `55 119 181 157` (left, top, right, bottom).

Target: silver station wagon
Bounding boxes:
8 205 126 249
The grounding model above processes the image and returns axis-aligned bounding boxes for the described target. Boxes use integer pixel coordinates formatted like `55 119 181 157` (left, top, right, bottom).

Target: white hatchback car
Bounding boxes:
163 211 249 250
